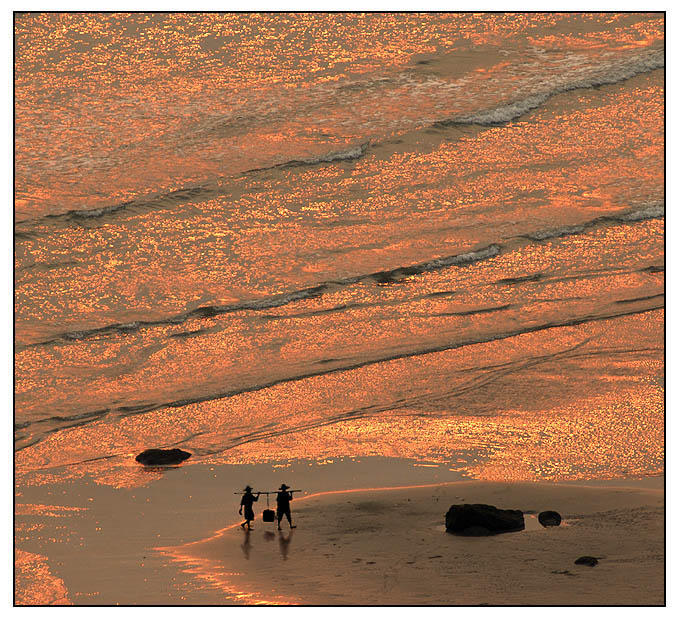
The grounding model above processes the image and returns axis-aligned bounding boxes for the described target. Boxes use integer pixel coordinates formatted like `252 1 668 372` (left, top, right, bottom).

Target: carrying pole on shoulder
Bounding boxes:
233 490 303 494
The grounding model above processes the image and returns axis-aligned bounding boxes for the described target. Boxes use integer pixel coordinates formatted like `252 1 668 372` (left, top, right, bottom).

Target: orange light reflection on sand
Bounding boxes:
218 384 663 482
156 479 470 605
14 211 664 436
15 504 87 517
156 515 298 604
15 309 663 489
15 549 71 605
155 549 297 605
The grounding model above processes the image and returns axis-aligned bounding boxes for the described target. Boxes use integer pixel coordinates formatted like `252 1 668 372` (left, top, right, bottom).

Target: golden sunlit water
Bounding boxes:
15 12 663 605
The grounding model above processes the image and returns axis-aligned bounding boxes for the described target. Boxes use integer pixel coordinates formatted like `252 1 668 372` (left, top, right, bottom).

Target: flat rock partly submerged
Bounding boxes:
135 448 191 466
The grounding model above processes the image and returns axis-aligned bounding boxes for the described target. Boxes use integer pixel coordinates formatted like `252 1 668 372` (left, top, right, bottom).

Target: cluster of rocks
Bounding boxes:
444 503 598 567
444 504 566 535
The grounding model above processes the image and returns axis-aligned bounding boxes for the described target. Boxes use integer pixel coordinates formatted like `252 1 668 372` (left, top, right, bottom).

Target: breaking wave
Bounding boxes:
523 202 664 241
245 142 369 173
445 47 664 126
16 144 370 226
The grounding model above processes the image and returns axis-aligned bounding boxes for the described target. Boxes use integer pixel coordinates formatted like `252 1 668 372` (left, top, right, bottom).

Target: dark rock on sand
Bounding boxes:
445 503 524 536
460 525 491 536
574 556 599 567
135 448 191 466
538 510 562 527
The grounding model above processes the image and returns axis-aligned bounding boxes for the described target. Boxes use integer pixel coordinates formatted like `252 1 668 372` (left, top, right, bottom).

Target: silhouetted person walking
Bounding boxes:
239 485 260 530
276 484 296 530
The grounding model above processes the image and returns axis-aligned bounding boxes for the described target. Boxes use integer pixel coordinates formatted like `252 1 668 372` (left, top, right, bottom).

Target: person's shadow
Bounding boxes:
240 528 252 560
278 530 293 561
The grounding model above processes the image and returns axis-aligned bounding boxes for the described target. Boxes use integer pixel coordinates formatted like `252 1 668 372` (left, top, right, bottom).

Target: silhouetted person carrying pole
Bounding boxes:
276 484 296 530
239 485 260 530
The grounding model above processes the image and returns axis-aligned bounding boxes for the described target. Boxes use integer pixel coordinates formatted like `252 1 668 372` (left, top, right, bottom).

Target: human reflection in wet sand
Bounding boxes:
278 530 293 561
240 528 252 560
263 530 276 542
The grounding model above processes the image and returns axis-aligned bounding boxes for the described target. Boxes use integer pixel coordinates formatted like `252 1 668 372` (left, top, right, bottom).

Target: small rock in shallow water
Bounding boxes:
135 448 191 466
538 510 562 527
574 556 598 567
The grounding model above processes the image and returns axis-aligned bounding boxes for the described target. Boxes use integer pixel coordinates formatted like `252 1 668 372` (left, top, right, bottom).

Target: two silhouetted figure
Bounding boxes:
238 483 296 530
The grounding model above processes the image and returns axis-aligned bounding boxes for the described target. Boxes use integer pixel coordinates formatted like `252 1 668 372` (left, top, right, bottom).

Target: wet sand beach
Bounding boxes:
15 466 664 605
162 478 665 605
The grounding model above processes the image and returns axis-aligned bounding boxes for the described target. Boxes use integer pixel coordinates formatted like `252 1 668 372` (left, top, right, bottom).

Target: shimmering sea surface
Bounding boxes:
14 12 663 604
